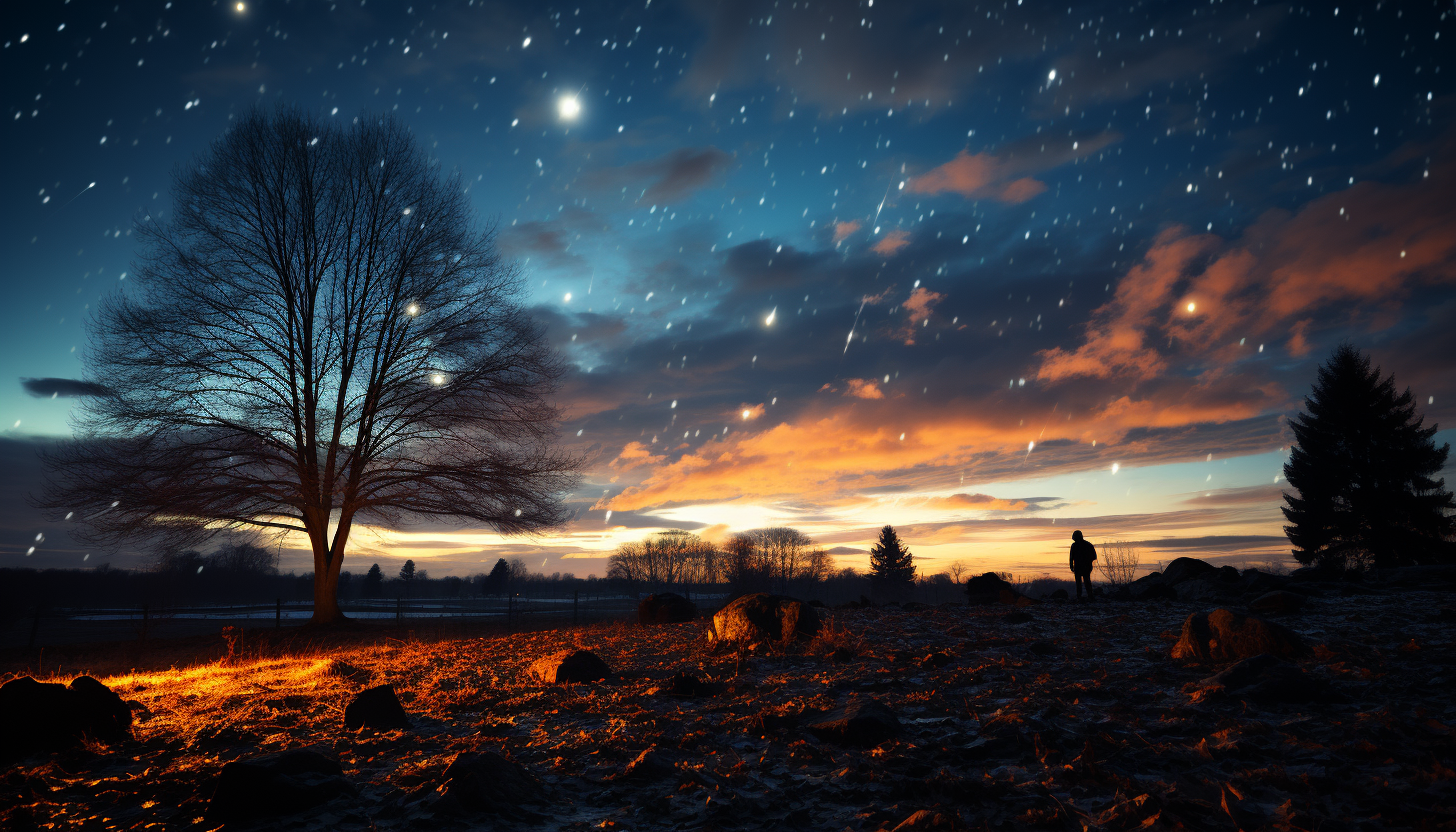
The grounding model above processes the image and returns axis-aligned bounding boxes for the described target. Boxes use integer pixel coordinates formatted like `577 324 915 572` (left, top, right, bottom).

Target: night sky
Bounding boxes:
3 0 1454 580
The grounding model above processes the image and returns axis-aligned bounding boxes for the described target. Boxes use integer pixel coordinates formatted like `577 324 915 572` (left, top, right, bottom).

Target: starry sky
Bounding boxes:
3 0 1454 581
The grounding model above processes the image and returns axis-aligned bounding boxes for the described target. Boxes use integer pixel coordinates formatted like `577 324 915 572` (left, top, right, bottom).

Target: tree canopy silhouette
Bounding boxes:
1282 345 1455 570
40 107 580 622
869 524 916 588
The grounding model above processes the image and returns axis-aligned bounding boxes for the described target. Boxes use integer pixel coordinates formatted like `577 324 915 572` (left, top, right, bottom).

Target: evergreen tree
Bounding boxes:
363 563 384 597
868 525 916 587
399 559 417 583
484 558 512 594
1282 345 1455 570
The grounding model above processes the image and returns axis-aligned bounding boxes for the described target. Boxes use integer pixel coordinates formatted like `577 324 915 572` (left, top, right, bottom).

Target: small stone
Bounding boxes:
1249 590 1306 615
805 697 901 747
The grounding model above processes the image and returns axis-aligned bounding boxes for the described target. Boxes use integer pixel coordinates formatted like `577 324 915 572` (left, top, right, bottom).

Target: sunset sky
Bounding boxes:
3 0 1453 582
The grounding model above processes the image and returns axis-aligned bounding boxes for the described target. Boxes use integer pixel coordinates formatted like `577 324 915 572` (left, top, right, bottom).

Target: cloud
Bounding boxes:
1037 165 1456 383
843 379 884 400
872 229 911 256
922 493 1030 512
833 220 861 243
20 378 113 398
899 287 945 345
583 147 734 204
1176 484 1287 507
907 132 1119 203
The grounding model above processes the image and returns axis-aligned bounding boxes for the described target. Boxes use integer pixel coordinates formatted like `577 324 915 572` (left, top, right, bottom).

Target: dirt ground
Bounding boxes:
2 591 1454 831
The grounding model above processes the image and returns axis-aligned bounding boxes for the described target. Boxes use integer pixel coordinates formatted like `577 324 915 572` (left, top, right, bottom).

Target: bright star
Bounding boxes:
558 96 581 120
1186 302 1196 312
235 2 245 11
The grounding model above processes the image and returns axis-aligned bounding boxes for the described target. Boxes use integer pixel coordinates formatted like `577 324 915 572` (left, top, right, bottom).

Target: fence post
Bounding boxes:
396 596 403 624
508 594 514 632
573 590 579 626
141 604 149 643
275 598 282 629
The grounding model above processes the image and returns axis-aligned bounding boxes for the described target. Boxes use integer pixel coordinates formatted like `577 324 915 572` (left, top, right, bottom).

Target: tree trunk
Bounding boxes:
311 565 344 624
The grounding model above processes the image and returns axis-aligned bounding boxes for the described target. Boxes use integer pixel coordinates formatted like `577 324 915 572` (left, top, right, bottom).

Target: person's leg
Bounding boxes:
1074 572 1085 598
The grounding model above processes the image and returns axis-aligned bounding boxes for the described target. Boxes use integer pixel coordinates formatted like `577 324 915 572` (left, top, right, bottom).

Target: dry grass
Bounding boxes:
3 596 1454 831
1097 540 1142 586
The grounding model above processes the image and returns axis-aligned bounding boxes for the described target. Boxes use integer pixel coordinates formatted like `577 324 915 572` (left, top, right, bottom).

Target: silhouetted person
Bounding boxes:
1069 530 1097 600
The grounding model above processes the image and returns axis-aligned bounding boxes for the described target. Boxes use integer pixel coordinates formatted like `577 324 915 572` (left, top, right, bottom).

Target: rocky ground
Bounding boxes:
2 582 1455 831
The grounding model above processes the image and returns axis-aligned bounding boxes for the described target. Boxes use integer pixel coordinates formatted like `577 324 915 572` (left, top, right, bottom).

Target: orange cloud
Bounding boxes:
908 151 1045 203
923 493 1030 512
833 220 861 243
872 229 911 256
844 378 885 399
609 441 665 470
1038 168 1456 382
594 373 1281 513
907 134 1117 203
900 286 945 345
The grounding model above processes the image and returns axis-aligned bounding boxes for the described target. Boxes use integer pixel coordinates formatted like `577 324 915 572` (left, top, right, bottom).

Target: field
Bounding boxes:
2 590 1454 831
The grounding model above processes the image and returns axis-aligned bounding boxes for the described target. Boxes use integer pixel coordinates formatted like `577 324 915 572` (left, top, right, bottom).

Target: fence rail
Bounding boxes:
0 592 705 650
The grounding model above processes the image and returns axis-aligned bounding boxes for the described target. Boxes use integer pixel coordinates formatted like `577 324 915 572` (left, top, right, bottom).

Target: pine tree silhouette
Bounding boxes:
1282 345 1455 571
363 563 384 597
869 525 916 588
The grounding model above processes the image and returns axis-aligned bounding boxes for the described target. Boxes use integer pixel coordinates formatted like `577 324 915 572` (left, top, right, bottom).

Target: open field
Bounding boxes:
3 590 1455 831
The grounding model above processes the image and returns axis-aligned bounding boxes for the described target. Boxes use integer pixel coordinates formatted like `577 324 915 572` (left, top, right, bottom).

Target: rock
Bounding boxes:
615 746 682 781
637 592 698 624
1187 654 1333 704
1175 578 1236 602
529 649 611 684
805 697 901 747
1240 569 1290 594
1171 608 1312 663
431 751 545 817
1249 590 1306 615
1049 588 1069 601
661 671 712 697
831 646 856 663
1160 557 1217 586
343 684 411 731
205 749 352 825
0 675 132 759
1215 565 1241 582
708 593 820 644
1129 572 1175 601
964 573 1037 606
892 809 957 830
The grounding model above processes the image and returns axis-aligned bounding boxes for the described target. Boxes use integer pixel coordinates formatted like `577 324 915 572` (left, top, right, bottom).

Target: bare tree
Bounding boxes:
946 561 969 584
605 530 717 591
1097 541 1142 586
40 108 579 623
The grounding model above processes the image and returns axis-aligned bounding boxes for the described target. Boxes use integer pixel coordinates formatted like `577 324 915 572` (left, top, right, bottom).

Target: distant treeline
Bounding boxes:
0 526 977 615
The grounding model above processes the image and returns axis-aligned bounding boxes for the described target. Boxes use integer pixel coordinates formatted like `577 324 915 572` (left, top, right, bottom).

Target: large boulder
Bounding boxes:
709 594 820 644
529 649 611 684
205 749 353 825
1171 608 1311 663
0 675 132 759
1160 557 1217 586
343 684 411 731
637 592 698 624
964 573 1037 606
1129 572 1176 601
805 697 902 747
